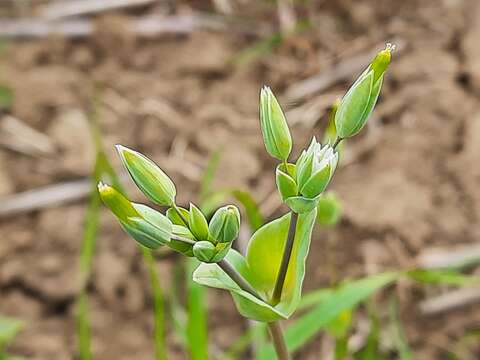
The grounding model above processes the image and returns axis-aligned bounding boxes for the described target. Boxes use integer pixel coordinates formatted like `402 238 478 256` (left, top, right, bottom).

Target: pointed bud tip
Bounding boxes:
97 181 111 194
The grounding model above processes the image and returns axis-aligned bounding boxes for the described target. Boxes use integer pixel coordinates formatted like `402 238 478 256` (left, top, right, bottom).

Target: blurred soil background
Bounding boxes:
0 0 480 359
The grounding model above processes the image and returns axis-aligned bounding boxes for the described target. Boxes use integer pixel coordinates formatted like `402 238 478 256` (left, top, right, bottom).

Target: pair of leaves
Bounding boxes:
193 209 317 322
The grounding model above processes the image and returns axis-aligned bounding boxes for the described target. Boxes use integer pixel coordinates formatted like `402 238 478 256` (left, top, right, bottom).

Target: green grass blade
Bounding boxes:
0 316 22 352
143 250 168 360
389 297 413 360
200 149 223 205
406 269 479 286
76 292 92 360
256 272 398 360
186 259 209 360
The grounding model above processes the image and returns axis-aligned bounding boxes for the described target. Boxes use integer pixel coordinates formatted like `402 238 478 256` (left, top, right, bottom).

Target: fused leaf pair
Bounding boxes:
194 208 317 322
276 137 338 213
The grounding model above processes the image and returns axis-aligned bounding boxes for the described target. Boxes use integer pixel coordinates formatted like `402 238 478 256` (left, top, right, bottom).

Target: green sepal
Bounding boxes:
189 203 209 241
285 195 320 214
296 150 314 190
299 164 331 198
116 145 176 206
276 164 298 201
166 206 189 226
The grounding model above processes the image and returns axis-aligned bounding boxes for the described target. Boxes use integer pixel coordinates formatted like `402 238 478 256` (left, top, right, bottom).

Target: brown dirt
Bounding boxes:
1 0 480 359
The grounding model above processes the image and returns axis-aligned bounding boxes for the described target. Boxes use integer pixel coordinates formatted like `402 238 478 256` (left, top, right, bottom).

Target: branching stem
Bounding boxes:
271 211 298 305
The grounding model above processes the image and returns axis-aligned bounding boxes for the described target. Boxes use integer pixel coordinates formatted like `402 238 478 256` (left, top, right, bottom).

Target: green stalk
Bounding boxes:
267 322 290 360
271 212 299 305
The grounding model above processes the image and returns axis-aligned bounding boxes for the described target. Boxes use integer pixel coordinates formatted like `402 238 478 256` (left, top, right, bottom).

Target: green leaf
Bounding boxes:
285 195 319 214
256 272 398 359
193 250 286 322
0 316 22 350
245 209 317 318
406 269 479 286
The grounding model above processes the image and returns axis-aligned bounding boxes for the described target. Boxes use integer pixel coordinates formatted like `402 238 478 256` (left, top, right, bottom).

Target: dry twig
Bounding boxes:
40 0 155 20
0 115 55 157
420 287 480 315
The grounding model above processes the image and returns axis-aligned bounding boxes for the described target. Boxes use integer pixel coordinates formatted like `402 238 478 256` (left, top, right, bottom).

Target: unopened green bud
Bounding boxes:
98 182 172 249
193 241 216 262
296 137 338 199
98 182 138 222
208 205 240 244
259 86 292 161
116 145 176 206
189 203 209 241
335 43 393 139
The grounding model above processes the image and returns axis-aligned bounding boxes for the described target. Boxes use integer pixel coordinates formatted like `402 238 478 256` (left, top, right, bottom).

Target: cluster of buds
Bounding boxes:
99 146 240 263
260 44 393 212
260 86 338 213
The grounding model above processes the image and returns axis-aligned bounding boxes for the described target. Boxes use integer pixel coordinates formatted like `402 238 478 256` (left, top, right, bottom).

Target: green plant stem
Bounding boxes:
333 137 343 150
171 234 196 245
218 259 262 301
271 211 299 305
267 322 290 360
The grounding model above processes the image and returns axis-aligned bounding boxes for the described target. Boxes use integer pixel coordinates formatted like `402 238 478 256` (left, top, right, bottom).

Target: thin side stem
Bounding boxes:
268 322 290 360
218 259 263 301
171 234 196 245
333 136 343 150
271 211 299 305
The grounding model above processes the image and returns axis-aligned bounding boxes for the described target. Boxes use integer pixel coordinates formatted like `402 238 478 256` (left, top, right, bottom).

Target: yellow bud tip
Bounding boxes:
97 181 111 194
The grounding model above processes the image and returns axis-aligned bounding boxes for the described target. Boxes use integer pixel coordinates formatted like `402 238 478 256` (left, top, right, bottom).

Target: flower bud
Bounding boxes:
116 145 176 206
188 203 209 241
296 137 338 199
193 241 216 262
316 192 342 227
98 182 172 249
259 86 292 161
193 241 231 263
208 205 240 244
335 43 393 139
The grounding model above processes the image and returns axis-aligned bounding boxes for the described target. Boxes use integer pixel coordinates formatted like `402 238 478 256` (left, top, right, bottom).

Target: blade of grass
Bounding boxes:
256 272 398 360
0 316 22 352
186 259 209 360
406 269 479 286
389 296 413 360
